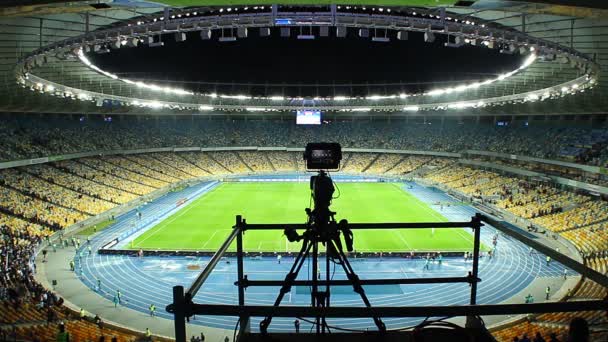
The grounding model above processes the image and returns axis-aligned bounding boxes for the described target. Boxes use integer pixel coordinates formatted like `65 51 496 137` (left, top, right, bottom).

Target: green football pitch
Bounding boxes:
131 182 479 252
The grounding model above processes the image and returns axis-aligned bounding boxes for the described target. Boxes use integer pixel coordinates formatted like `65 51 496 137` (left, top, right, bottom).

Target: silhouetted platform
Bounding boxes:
240 329 495 342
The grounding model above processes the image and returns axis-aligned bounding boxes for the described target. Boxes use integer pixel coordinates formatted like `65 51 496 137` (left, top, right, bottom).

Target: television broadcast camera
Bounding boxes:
284 142 348 246
261 143 384 334
305 143 341 233
303 142 342 171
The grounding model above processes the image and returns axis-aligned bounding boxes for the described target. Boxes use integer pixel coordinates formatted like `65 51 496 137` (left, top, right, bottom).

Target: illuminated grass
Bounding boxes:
132 182 481 252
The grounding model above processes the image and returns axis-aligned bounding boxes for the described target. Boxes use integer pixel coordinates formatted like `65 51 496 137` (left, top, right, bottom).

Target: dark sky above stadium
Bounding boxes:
89 28 525 97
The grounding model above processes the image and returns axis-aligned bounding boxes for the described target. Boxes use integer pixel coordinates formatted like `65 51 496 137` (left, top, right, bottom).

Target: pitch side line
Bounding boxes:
400 184 475 247
134 185 220 247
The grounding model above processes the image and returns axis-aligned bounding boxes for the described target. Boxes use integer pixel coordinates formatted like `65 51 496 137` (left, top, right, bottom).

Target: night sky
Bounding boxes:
89 28 525 97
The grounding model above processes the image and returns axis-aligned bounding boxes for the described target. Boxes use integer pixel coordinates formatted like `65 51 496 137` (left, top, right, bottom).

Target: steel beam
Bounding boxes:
240 276 476 287
183 300 607 318
186 226 239 298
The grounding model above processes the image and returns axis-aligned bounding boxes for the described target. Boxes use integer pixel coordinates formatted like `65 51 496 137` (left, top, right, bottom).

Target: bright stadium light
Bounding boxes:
448 102 477 109
366 95 396 100
526 94 539 101
76 48 194 96
427 89 446 96
199 105 213 111
403 106 419 111
246 107 266 111
148 101 164 109
74 41 539 103
221 94 251 100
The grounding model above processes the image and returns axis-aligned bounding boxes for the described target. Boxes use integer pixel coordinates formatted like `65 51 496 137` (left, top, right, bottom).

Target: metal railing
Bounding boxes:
166 213 608 342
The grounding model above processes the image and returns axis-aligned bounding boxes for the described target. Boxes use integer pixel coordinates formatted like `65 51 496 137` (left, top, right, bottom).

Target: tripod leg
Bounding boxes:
312 240 320 334
330 239 386 332
322 250 331 333
259 237 313 334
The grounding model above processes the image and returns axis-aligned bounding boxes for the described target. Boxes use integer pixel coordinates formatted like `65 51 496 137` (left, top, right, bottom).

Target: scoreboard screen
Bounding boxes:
296 110 321 125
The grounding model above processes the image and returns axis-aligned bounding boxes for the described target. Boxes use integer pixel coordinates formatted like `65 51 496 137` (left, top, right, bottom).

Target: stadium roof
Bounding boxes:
0 0 607 117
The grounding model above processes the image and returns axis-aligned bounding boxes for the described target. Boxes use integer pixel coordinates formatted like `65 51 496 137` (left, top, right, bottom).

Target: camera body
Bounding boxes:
303 142 342 171
310 171 334 212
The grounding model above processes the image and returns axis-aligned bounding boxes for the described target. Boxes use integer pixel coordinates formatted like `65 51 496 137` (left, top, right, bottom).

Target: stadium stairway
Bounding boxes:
410 159 446 178
174 153 212 175
360 153 381 173
340 153 353 170
264 153 276 172
0 181 93 216
74 159 160 190
205 152 233 173
150 154 198 178
382 155 408 174
102 157 170 185
22 169 121 206
234 152 256 173
122 155 184 183
292 152 301 172
51 163 140 196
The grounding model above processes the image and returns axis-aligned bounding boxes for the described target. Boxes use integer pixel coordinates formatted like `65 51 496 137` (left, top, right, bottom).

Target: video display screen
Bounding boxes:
296 110 321 125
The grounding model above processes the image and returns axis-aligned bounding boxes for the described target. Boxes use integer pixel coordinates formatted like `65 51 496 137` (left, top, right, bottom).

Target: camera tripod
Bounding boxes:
259 171 386 334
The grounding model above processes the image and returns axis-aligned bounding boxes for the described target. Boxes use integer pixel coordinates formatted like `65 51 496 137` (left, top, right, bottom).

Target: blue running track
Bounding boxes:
75 180 572 332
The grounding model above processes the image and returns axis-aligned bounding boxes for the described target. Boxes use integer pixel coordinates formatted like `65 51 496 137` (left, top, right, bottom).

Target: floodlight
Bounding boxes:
259 27 271 37
124 38 139 48
200 29 212 40
175 32 187 42
372 37 390 43
237 27 248 38
219 37 237 42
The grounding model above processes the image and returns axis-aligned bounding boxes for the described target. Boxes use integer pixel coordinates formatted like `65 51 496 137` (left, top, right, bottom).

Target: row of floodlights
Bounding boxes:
128 6 486 29
21 72 594 114
77 42 538 102
103 25 497 47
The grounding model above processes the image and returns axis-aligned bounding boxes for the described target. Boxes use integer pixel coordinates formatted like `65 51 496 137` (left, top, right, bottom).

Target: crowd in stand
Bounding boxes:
0 150 605 236
0 116 606 341
0 208 162 341
0 214 67 338
424 165 607 342
0 115 607 167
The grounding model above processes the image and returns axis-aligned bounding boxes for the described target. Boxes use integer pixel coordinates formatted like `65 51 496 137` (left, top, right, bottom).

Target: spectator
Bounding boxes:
533 332 546 342
567 317 589 342
56 323 69 342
